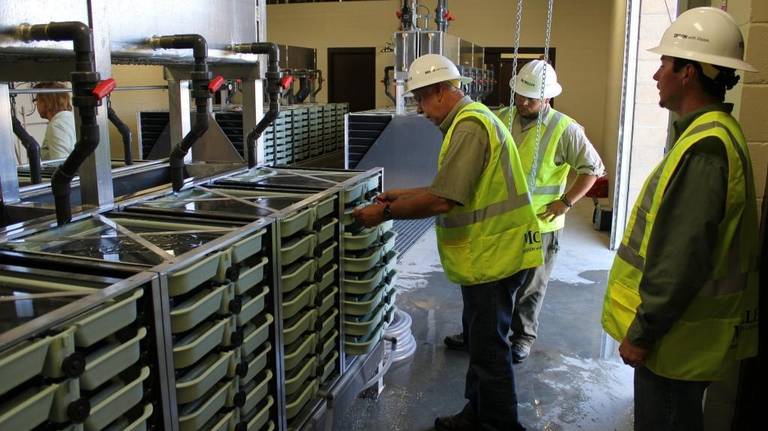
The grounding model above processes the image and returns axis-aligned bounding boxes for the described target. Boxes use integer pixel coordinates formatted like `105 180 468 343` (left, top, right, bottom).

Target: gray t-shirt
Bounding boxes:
428 96 490 206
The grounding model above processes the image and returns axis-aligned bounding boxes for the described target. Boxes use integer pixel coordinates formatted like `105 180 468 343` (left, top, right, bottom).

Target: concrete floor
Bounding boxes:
339 201 634 431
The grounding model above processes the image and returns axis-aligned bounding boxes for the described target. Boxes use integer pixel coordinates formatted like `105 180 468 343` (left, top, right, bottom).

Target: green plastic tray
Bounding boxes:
342 232 397 273
342 183 365 204
178 381 231 431
103 403 153 431
237 285 269 326
317 264 337 293
319 286 338 316
176 351 232 404
320 351 339 383
173 318 229 369
0 383 58 430
282 260 316 294
168 252 223 297
85 366 150 431
283 309 317 345
344 323 384 356
283 283 317 320
81 327 147 391
171 284 228 333
317 241 337 269
319 309 338 339
343 265 385 295
0 335 52 396
281 234 315 267
244 396 273 431
205 409 236 431
343 220 393 251
235 257 268 295
319 330 339 361
285 378 318 419
315 196 337 220
343 283 387 317
74 289 143 347
241 314 273 358
344 303 386 337
316 218 338 245
284 333 318 371
230 229 266 264
285 355 317 396
243 342 272 386
280 207 314 238
242 370 272 415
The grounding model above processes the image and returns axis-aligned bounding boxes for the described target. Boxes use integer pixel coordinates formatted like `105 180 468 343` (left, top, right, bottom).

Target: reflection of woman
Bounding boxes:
33 82 76 160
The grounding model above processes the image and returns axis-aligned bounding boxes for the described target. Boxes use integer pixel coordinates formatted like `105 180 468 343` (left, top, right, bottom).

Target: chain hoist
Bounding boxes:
527 0 555 190
507 0 524 134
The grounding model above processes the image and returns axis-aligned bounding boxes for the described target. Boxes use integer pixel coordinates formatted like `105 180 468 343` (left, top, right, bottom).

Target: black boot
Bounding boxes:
443 333 466 351
434 406 476 431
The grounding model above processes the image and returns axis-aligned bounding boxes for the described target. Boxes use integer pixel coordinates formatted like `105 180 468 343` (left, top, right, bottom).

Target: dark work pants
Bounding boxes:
461 269 532 431
635 366 710 431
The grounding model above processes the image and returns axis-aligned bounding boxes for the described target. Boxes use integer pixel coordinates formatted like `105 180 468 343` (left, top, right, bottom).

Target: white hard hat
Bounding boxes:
648 7 756 72
512 60 562 99
405 54 472 94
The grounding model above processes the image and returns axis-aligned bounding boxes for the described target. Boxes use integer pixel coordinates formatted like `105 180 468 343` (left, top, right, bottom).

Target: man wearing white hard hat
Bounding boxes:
444 60 605 363
601 7 759 430
354 53 542 431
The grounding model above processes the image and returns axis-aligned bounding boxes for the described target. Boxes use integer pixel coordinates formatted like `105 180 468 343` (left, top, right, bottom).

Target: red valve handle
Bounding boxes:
445 10 455 21
395 10 402 18
208 75 225 93
92 78 116 101
280 75 294 91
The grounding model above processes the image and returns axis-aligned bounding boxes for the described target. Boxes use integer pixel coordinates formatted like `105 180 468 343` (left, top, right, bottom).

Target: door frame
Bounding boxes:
327 47 376 109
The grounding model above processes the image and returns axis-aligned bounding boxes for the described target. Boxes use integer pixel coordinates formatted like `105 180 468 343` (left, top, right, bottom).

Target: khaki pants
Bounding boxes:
510 229 560 347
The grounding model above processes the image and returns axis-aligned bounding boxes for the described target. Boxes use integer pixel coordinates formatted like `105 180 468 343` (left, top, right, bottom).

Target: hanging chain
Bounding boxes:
507 0 524 134
527 0 555 190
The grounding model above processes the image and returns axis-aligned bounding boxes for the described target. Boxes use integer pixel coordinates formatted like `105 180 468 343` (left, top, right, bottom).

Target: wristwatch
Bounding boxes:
559 194 573 208
382 203 393 221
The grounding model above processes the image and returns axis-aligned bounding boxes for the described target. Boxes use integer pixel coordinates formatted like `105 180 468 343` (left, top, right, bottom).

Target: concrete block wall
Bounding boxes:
741 5 768 218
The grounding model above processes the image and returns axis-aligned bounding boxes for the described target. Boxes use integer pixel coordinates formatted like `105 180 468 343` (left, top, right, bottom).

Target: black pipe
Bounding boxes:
295 75 311 103
107 105 133 165
435 0 448 32
232 42 281 169
311 69 324 99
19 21 102 226
400 0 413 31
11 116 43 184
383 66 396 104
151 34 212 191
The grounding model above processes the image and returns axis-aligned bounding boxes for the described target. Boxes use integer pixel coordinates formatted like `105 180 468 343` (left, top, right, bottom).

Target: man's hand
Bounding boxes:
353 203 385 227
539 199 570 222
619 337 649 368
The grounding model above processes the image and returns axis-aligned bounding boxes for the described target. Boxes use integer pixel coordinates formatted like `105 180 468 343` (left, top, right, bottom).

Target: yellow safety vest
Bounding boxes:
495 107 575 232
602 111 759 381
435 102 544 286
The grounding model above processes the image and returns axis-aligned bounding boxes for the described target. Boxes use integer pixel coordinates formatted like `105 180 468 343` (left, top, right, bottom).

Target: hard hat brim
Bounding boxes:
404 75 473 97
648 45 757 72
514 82 562 99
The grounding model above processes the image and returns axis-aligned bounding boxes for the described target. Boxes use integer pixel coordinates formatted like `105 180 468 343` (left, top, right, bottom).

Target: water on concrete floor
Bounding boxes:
339 202 634 431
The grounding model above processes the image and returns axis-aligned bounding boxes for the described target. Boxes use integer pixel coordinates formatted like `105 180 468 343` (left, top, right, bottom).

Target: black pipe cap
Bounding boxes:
229 298 243 314
232 390 247 408
226 266 241 281
62 352 86 378
235 361 249 378
67 398 91 423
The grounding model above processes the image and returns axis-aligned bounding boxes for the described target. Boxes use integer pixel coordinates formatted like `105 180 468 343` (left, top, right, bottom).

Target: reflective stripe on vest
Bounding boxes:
602 111 759 381
435 102 543 286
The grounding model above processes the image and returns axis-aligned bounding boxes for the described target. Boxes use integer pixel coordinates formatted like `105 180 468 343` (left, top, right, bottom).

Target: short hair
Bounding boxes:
672 58 740 101
33 82 72 114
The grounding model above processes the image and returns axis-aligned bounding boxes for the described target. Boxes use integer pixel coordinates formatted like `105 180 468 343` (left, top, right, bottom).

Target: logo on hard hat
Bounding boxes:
521 78 535 87
673 32 710 43
425 66 449 75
